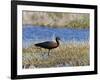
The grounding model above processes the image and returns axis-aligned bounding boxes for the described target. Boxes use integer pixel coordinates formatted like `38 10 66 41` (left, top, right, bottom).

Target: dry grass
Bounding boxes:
23 11 89 29
22 42 89 69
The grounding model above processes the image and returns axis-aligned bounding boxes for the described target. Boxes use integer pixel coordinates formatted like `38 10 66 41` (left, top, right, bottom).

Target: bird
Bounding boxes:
34 37 60 56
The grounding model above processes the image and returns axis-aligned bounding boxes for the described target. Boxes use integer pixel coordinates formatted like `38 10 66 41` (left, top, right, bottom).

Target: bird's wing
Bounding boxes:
35 41 56 48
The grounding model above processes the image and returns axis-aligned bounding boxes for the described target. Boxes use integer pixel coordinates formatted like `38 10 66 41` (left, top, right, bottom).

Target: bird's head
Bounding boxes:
56 37 60 41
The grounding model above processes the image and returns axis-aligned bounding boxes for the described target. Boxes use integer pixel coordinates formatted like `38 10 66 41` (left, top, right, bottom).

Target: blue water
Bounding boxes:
23 25 89 48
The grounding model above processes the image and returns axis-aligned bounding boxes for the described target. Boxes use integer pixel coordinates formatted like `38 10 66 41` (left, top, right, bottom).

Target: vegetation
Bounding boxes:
22 42 89 68
23 11 90 29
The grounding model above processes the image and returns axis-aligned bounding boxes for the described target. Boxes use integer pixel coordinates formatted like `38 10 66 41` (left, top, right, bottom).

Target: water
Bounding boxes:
23 25 89 48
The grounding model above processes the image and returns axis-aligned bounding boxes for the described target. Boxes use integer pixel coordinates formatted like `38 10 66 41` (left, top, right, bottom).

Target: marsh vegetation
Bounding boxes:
22 42 89 68
23 11 89 29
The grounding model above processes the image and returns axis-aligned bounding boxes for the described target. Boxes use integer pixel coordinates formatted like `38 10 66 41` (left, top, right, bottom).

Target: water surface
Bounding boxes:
23 25 89 48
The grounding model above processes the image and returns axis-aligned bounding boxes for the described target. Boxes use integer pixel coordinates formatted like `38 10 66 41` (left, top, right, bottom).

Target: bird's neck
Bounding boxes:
56 39 59 46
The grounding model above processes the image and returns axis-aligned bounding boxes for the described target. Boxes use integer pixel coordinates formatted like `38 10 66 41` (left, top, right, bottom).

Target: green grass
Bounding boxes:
22 42 89 69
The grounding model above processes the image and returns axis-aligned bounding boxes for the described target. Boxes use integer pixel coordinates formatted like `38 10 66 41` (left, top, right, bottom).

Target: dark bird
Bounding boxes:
35 37 60 56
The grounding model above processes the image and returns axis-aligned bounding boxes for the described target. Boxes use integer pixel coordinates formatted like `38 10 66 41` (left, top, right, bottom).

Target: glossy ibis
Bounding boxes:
35 37 60 56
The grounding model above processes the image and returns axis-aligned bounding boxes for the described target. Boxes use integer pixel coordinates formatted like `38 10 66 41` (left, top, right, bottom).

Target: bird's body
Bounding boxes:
35 41 58 49
35 37 60 55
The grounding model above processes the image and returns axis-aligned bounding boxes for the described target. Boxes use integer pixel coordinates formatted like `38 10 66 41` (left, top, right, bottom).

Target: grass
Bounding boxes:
22 42 90 69
23 11 90 29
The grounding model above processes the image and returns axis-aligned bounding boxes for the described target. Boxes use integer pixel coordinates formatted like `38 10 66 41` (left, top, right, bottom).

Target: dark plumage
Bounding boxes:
35 37 60 55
